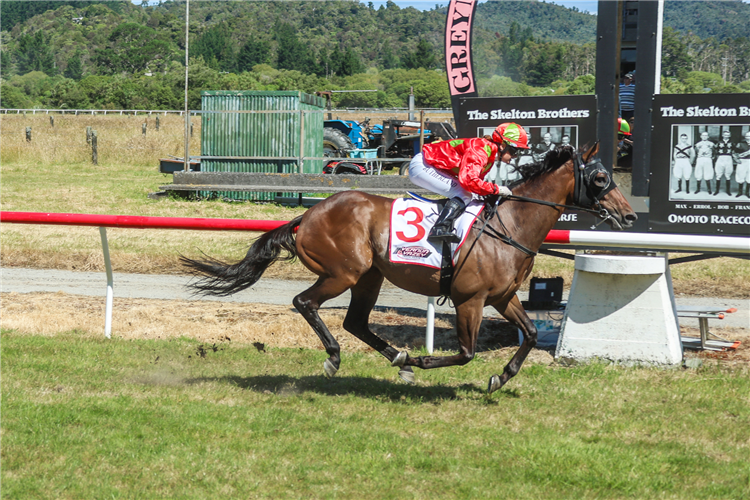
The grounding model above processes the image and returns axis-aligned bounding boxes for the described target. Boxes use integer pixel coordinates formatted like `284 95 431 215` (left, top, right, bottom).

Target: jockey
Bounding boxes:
408 122 530 243
617 117 633 161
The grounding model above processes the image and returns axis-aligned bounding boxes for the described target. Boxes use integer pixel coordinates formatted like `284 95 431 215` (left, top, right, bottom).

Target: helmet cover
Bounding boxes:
492 122 530 149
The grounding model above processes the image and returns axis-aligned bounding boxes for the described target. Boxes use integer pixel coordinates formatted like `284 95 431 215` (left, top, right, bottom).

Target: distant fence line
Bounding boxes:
1 108 454 117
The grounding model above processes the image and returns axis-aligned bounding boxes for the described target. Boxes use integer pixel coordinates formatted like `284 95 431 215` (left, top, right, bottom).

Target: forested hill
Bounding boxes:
662 0 750 42
3 0 750 44
0 0 125 31
476 1 596 44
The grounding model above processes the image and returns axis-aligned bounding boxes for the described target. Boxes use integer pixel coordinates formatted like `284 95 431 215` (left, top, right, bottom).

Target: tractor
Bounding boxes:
323 118 457 174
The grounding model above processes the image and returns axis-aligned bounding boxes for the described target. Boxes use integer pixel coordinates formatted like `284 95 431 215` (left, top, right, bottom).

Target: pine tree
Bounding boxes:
193 24 235 72
0 50 11 77
236 39 270 72
65 53 83 80
339 48 363 76
16 31 56 76
402 39 435 70
380 45 398 70
275 22 314 73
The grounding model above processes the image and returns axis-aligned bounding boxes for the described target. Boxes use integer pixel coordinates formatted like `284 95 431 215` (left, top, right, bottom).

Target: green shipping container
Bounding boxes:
200 90 325 201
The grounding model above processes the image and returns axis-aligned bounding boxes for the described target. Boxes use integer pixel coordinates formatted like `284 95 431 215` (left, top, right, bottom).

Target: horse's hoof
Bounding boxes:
487 374 502 394
323 359 338 378
391 351 407 368
398 367 415 385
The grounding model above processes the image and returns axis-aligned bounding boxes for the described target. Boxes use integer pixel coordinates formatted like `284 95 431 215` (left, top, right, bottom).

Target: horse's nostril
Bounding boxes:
626 213 638 222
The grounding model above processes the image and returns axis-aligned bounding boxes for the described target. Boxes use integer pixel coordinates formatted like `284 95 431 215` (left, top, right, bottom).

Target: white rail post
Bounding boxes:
426 296 436 354
99 227 114 339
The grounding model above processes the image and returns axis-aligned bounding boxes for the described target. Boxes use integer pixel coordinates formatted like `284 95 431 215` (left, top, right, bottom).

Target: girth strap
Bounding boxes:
439 241 453 298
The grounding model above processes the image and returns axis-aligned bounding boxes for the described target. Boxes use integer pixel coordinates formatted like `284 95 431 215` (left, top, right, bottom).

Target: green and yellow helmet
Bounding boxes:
492 122 530 149
618 117 632 136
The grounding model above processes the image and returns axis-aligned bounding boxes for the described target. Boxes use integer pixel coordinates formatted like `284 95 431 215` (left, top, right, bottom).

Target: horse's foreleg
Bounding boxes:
293 276 352 378
487 294 537 394
397 298 484 370
342 269 415 383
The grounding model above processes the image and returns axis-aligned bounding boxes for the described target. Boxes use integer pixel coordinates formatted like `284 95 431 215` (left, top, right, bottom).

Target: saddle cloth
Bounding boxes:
389 197 484 269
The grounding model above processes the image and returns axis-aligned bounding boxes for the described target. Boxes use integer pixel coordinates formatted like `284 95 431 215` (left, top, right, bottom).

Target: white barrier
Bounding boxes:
555 254 683 366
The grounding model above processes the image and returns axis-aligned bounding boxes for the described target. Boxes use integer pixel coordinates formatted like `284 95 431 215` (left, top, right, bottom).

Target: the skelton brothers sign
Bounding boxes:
649 94 750 236
444 0 478 133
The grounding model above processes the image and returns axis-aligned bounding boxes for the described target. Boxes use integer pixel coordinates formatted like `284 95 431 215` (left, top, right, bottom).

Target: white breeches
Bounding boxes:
408 153 474 204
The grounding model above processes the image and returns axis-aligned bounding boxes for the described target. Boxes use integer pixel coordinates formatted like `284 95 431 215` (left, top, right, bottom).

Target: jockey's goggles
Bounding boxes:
503 142 519 158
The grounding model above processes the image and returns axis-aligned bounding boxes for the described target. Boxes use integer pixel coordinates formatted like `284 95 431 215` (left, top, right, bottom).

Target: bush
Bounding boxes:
0 81 36 108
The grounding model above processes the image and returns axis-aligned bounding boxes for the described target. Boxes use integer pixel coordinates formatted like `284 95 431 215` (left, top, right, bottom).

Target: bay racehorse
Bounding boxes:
182 144 637 394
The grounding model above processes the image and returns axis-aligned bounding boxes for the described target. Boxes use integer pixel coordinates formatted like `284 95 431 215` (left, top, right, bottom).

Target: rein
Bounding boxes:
476 200 537 256
504 153 618 228
476 152 619 255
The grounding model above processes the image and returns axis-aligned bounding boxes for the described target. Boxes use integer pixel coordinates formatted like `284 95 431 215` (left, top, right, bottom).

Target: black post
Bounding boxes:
631 0 661 197
50 115 54 127
92 130 98 165
156 116 160 131
595 0 623 172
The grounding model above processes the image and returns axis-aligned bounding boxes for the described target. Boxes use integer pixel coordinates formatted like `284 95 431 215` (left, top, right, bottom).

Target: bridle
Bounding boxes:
506 151 617 226
475 151 619 256
572 153 617 222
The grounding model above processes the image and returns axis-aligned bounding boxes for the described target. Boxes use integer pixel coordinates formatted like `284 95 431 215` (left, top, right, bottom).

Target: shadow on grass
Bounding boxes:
320 305 521 353
184 373 507 402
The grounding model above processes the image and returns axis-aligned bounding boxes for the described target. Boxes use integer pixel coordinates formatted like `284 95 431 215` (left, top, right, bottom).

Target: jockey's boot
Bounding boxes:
736 183 745 198
694 180 701 194
675 180 682 193
726 180 732 196
685 180 690 193
713 181 720 196
428 197 466 244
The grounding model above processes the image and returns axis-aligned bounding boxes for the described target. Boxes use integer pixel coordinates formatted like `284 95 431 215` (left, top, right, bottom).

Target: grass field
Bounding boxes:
2 330 749 500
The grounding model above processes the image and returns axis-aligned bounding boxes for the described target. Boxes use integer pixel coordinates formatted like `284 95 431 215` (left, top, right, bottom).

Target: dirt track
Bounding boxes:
2 268 748 365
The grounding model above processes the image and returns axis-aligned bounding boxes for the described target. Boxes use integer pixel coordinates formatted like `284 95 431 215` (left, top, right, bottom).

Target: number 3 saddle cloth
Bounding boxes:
389 197 484 268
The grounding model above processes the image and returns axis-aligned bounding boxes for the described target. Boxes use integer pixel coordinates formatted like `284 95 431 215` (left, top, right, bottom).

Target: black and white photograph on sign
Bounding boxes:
477 126 578 186
669 124 750 201
648 93 750 236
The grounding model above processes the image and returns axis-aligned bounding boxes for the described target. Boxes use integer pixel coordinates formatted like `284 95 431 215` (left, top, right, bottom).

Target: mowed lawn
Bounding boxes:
2 331 749 500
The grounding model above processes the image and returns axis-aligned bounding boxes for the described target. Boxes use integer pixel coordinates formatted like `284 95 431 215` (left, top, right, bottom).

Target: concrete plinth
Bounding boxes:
555 254 683 366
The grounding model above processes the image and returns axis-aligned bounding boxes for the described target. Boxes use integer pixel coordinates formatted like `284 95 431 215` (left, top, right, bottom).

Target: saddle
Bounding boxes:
390 193 485 298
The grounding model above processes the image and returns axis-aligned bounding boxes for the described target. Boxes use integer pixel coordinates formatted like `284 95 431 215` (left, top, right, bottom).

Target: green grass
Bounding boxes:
3 331 749 499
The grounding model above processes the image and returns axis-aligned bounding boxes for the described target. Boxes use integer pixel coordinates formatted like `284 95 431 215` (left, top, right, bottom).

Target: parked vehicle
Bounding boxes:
323 118 457 174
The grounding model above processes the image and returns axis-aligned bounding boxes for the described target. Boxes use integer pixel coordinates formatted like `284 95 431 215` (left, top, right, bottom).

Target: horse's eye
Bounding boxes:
594 173 609 188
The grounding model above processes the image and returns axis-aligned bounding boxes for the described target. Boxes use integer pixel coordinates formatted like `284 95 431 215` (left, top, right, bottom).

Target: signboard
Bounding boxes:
458 95 603 231
444 0 478 134
649 94 750 236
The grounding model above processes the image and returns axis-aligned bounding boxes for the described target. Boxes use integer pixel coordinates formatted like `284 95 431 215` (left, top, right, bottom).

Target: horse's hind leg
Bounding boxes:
341 269 414 383
487 294 537 394
292 276 353 378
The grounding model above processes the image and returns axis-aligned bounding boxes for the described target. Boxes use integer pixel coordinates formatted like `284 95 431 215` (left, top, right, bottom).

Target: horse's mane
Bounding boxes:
507 145 576 189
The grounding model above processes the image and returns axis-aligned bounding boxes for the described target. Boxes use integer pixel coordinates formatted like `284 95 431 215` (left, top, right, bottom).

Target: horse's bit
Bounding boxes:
571 154 618 228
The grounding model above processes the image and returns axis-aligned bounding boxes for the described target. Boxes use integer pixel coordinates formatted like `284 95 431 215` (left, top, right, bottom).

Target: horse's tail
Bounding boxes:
181 215 303 296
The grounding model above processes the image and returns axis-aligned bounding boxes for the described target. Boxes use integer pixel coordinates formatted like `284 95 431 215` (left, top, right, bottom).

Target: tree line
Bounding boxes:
1 1 748 111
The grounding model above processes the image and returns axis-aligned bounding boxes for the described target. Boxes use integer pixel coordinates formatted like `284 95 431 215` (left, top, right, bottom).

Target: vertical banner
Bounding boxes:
445 0 478 135
649 94 750 236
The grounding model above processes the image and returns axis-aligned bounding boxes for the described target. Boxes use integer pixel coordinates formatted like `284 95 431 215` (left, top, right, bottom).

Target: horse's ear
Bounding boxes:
583 141 599 163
